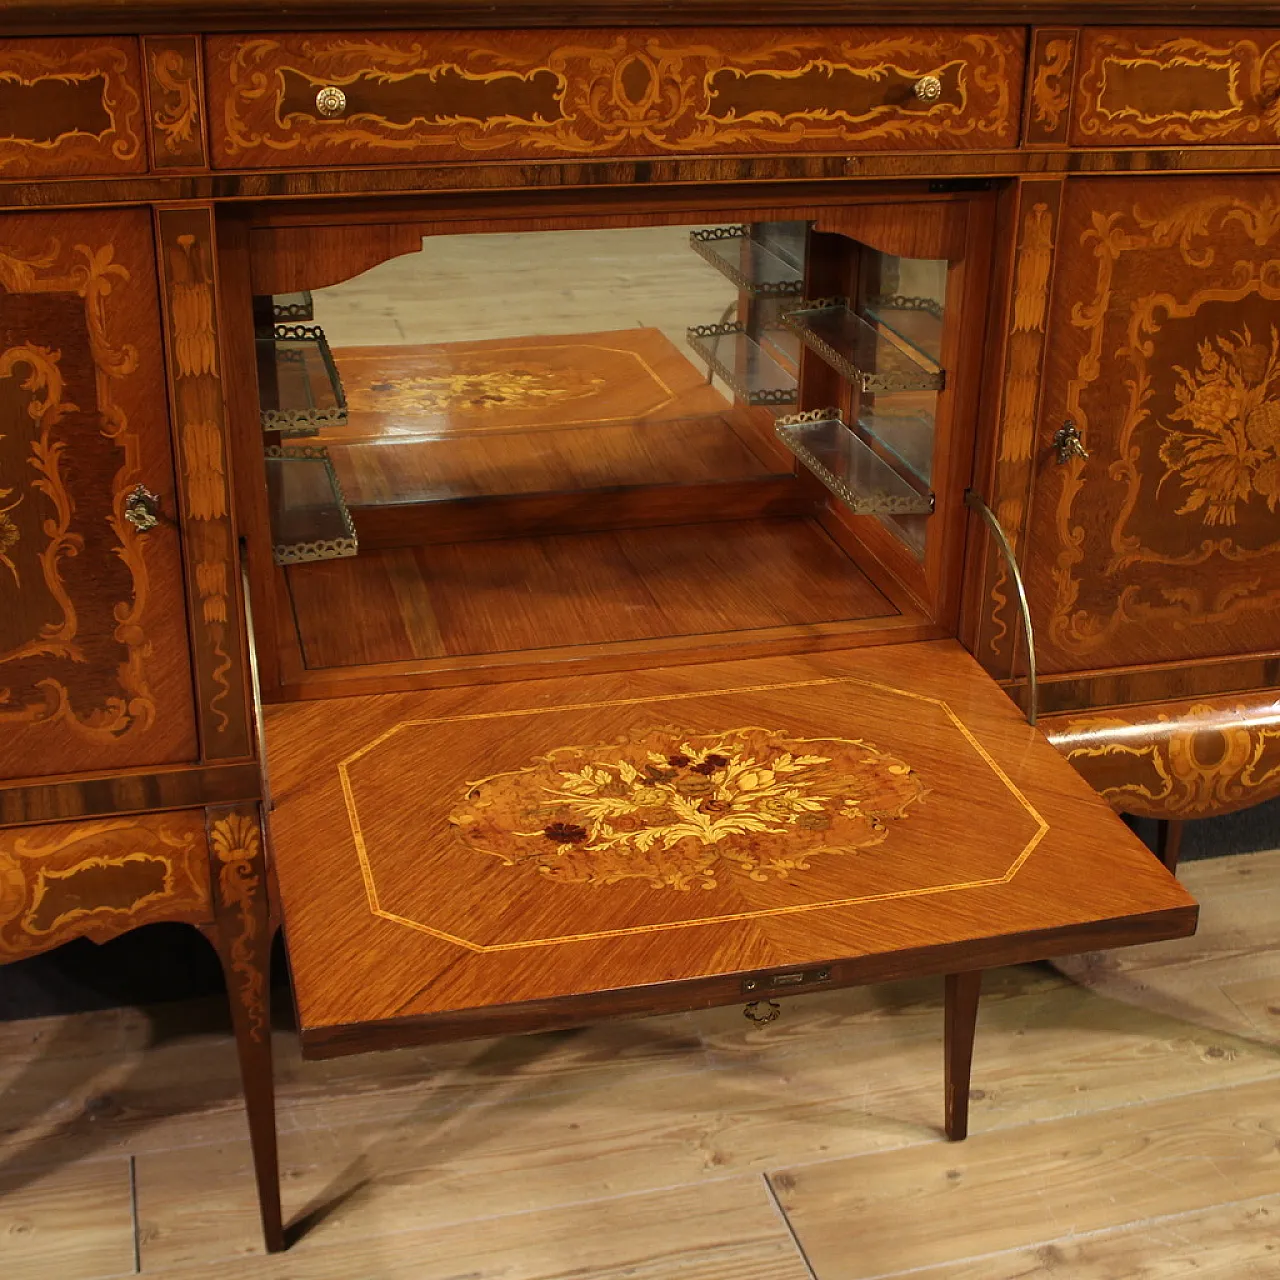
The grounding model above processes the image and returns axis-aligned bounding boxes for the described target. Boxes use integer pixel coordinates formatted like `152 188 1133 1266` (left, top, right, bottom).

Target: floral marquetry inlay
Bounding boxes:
207 28 1022 167
449 727 926 891
0 217 200 777
1034 181 1280 669
347 366 607 416
1160 326 1280 527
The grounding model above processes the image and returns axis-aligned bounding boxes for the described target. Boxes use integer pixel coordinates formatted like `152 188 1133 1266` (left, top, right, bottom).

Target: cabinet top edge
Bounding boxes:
4 0 1280 38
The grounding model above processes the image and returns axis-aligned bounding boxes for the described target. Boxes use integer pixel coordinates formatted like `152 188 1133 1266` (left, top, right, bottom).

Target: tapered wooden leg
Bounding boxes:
944 970 983 1142
1155 819 1185 874
201 804 285 1254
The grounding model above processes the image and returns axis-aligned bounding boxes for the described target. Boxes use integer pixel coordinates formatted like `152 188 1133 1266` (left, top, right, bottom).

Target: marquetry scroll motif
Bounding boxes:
0 38 145 177
450 726 926 891
156 206 251 761
203 805 270 1041
0 811 211 962
1024 178 1280 675
142 35 208 169
0 211 198 780
1045 694 1280 820
1073 28 1280 146
1025 29 1077 145
972 181 1062 679
206 27 1024 168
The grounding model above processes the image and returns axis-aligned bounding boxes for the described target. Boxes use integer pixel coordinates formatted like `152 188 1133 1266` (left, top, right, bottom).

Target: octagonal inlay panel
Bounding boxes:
337 674 1049 952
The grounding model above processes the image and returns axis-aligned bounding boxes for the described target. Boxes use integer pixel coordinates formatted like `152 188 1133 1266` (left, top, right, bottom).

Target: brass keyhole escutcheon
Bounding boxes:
315 86 348 118
1052 420 1089 465
123 484 162 533
914 75 943 103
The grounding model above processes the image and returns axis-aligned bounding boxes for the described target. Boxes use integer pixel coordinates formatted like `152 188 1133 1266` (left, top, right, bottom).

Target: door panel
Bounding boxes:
0 209 199 779
1025 176 1280 675
263 640 1194 1055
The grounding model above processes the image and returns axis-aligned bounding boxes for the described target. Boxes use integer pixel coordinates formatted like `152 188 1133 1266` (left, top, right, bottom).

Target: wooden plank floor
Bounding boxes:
1 850 1277 1279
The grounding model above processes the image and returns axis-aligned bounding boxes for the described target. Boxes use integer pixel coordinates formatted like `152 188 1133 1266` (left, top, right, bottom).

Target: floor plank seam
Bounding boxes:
848 1189 1280 1280
94 1061 723 1158
128 1153 141 1275
763 1171 819 1280
748 1061 1280 1181
166 1169 775 1267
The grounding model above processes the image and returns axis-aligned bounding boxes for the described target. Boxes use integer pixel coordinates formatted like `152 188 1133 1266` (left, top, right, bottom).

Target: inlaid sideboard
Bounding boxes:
2 0 1275 1251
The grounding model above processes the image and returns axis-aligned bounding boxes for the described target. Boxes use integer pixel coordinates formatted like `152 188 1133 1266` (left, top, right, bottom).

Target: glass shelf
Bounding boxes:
775 410 934 515
864 294 944 364
686 322 799 407
780 298 945 394
271 291 314 322
265 445 358 565
858 408 936 484
689 224 806 298
257 323 348 435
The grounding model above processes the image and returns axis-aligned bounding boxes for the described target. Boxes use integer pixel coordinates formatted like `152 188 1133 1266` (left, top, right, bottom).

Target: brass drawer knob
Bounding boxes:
315 85 347 118
914 75 943 103
123 484 162 533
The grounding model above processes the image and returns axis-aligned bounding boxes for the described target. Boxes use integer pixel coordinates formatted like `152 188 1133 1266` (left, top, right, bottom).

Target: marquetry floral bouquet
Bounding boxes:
448 726 926 891
346 364 606 416
1159 323 1280 527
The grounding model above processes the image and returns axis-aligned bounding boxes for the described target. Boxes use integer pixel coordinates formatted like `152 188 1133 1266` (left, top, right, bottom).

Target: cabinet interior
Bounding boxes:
234 193 989 699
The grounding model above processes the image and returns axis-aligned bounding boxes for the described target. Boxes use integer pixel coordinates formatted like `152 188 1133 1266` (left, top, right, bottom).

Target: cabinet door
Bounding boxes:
1023 177 1280 675
0 210 198 779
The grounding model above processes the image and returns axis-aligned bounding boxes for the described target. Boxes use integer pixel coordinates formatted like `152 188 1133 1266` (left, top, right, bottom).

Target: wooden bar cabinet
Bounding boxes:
3 0 1277 1251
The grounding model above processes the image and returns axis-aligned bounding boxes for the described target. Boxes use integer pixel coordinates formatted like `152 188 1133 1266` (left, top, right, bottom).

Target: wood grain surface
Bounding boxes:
1044 689 1280 820
285 518 899 670
0 208 199 781
141 34 208 169
0 809 212 962
1024 175 1280 675
1024 28 1078 146
2 850 1268 1278
1072 27 1280 147
0 37 144 177
7 1 1280 35
206 27 1023 169
263 640 1195 1054
156 204 253 762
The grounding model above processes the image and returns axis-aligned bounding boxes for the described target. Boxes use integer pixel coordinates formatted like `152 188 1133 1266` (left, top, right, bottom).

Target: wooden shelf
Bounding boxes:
283 515 903 671
776 410 934 515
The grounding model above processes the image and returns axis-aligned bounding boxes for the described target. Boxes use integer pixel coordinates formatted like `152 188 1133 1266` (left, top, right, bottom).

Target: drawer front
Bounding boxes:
0 37 146 177
1044 692 1280 821
0 811 211 962
1072 28 1280 146
206 27 1024 169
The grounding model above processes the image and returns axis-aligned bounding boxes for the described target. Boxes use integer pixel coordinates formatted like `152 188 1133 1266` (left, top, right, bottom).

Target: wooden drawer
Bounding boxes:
1072 28 1280 145
0 810 212 962
1044 691 1280 821
206 27 1024 169
0 37 146 177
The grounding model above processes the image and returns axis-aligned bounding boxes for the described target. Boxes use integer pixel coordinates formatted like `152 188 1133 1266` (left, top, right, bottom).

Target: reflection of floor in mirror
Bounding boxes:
5 849 1278 1279
311 225 738 354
